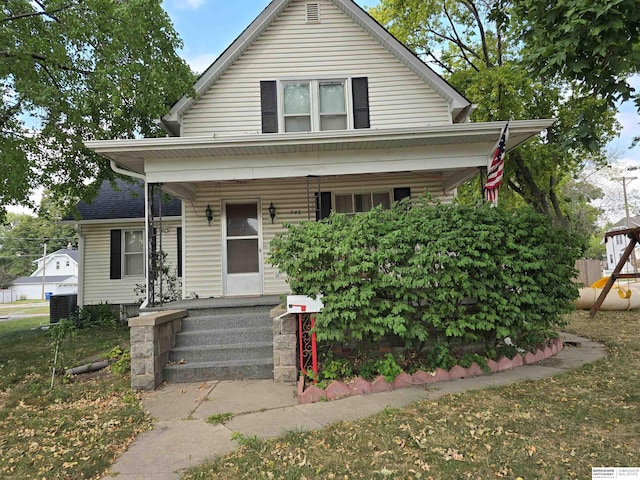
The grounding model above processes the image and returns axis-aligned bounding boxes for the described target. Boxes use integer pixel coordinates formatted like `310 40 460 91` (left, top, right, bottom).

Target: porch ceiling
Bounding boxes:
86 120 553 176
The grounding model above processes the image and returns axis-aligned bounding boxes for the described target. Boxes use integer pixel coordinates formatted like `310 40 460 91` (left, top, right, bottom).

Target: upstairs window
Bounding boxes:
282 80 347 132
260 77 369 134
283 81 312 132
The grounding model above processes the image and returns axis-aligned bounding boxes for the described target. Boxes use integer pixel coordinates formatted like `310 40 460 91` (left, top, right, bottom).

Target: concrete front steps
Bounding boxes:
162 299 279 383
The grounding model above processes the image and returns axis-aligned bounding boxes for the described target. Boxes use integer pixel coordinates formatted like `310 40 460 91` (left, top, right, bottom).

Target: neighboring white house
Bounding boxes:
604 215 640 274
84 0 553 303
11 247 78 300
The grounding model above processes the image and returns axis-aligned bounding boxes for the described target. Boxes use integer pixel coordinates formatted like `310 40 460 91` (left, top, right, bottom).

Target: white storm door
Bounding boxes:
224 201 263 296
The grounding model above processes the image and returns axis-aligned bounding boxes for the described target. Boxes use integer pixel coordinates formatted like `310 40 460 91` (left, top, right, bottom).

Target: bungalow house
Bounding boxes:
11 247 78 300
82 0 553 387
604 215 640 274
85 0 552 303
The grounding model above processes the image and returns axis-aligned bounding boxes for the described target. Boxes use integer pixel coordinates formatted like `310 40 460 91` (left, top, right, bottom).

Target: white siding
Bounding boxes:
183 172 452 297
11 280 77 301
81 220 181 306
181 0 451 136
32 254 78 277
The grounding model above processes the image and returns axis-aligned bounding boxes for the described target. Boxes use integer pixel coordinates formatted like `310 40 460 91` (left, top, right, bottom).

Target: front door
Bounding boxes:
224 201 263 296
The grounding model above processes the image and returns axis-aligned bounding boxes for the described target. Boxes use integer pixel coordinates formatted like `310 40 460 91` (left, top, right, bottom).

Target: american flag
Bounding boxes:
484 122 509 206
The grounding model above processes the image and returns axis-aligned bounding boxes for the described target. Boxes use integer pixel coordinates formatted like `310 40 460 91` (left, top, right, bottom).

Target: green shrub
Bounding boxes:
319 355 354 381
375 353 403 382
69 303 120 329
106 345 131 376
270 200 579 358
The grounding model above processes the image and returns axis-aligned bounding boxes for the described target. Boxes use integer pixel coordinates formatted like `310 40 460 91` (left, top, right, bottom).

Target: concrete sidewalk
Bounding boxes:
105 332 606 479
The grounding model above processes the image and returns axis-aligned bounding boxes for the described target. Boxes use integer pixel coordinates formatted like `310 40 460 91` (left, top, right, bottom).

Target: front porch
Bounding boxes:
129 295 296 390
142 295 282 312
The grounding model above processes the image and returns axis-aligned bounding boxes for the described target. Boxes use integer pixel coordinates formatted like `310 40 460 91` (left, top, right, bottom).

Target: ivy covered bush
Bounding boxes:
270 200 580 373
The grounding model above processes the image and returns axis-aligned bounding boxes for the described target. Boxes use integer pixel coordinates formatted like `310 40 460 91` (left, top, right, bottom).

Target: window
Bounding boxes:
282 80 347 132
56 261 60 270
123 230 144 276
260 77 368 134
283 81 312 132
319 81 347 130
334 191 391 214
65 260 70 267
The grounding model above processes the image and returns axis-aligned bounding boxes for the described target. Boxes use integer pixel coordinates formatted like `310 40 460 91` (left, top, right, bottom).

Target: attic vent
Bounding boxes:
306 3 320 23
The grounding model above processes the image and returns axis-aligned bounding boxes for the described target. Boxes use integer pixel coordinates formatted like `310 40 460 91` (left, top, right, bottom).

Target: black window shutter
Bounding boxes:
315 192 332 220
260 80 278 133
177 227 183 278
352 77 370 129
393 187 411 202
110 230 122 280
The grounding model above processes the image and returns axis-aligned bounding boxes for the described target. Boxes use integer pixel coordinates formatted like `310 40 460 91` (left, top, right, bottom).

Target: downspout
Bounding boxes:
109 161 150 309
110 160 146 181
74 224 85 308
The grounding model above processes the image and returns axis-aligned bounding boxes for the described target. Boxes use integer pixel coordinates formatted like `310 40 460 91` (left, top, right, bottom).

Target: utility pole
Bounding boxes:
613 174 638 274
41 242 47 300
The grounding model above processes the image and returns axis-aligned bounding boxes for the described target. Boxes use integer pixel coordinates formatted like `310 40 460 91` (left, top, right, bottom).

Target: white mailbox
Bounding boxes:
286 295 324 314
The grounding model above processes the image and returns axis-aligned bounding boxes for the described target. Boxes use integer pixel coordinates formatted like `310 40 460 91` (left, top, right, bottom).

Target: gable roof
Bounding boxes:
39 249 79 264
64 178 181 222
607 215 640 233
160 0 473 136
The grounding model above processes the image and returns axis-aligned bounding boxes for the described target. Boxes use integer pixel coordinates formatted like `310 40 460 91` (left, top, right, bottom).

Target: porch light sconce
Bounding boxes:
268 202 276 223
205 204 213 226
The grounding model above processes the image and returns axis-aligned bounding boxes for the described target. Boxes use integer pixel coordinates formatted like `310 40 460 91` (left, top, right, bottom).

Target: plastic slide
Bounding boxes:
574 277 640 311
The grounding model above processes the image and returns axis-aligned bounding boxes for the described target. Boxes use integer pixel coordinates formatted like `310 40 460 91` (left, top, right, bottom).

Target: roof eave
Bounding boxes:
161 0 289 128
86 119 554 160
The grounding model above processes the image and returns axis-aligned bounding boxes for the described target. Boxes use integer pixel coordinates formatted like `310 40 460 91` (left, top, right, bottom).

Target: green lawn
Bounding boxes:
1 308 637 480
184 309 640 480
0 299 50 316
0 316 151 480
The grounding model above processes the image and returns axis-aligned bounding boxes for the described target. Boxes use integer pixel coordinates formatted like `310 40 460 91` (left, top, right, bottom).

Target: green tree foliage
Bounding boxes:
0 212 76 279
270 203 580 353
0 0 195 214
513 0 640 111
369 0 617 235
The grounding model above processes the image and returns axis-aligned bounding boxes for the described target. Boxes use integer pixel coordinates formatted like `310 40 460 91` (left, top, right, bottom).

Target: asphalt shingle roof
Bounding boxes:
608 215 640 232
51 249 79 263
64 178 181 221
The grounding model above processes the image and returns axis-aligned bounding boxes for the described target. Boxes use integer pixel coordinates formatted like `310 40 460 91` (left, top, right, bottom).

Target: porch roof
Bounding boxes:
86 120 553 177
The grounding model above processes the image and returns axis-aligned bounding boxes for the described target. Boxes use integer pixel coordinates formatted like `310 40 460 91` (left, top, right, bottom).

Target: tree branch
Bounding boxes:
422 49 455 75
41 64 62 91
507 179 525 198
1 2 77 23
424 27 482 71
0 100 23 132
512 153 551 216
443 2 480 72
548 175 569 228
0 51 93 76
460 0 493 67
